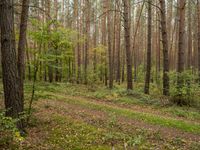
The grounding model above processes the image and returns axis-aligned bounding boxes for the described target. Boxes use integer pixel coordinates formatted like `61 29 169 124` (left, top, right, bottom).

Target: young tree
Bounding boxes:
144 0 152 94
159 0 169 96
0 0 24 129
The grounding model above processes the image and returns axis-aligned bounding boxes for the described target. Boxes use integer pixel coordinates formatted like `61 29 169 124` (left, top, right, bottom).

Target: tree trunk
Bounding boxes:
17 0 30 111
144 0 152 94
198 0 200 84
187 0 192 69
84 0 90 84
107 0 113 89
123 0 133 90
159 0 170 96
0 0 23 129
177 0 186 104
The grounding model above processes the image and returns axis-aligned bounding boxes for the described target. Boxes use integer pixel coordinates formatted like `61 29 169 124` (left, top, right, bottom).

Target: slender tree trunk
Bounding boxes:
159 0 170 96
116 5 121 84
17 0 30 112
26 40 31 81
107 1 113 89
177 0 186 104
187 0 192 69
123 0 133 90
198 0 200 84
144 0 152 94
84 0 90 84
46 0 53 82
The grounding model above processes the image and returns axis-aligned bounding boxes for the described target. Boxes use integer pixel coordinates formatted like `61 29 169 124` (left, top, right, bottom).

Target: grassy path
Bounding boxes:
21 84 200 150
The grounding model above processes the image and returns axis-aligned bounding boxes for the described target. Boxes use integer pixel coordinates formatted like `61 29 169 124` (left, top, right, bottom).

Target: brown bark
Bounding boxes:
107 0 113 89
177 0 186 105
0 0 23 129
123 0 133 90
187 0 192 69
18 0 30 104
144 0 152 94
84 0 91 84
177 0 186 85
116 2 121 84
198 0 200 83
159 0 170 96
46 0 53 82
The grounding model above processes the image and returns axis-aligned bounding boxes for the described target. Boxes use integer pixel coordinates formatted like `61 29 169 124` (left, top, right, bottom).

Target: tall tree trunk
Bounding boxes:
144 0 152 94
123 0 133 90
198 0 200 84
17 0 30 111
0 0 23 130
116 4 121 84
84 0 90 84
187 0 192 69
107 0 113 89
177 0 186 104
46 0 53 82
159 0 170 96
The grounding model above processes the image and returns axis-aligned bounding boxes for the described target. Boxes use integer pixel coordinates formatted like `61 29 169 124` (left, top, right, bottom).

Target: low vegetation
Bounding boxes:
1 82 200 149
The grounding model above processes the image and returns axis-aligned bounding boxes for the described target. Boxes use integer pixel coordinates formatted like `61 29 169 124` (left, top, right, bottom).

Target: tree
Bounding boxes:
84 0 91 84
107 0 113 89
187 0 192 69
198 0 200 84
177 0 186 104
159 0 169 96
123 0 133 90
0 0 24 129
18 0 30 112
144 0 152 94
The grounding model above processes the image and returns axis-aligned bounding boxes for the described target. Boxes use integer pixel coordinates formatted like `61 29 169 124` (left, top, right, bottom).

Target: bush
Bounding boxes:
0 111 24 149
169 71 197 106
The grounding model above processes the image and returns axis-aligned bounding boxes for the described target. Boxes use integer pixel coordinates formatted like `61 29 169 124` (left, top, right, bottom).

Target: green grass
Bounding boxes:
46 115 111 150
1 82 200 149
48 94 200 134
23 82 200 134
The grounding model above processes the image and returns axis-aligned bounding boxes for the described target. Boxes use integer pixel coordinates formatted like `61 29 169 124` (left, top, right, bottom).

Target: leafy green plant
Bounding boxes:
0 111 24 149
169 71 197 106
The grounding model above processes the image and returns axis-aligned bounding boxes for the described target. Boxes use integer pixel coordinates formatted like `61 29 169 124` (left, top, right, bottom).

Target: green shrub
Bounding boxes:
0 111 24 149
169 71 197 106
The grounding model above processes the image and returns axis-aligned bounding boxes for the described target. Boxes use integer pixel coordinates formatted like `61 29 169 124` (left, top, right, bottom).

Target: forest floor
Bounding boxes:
1 82 200 149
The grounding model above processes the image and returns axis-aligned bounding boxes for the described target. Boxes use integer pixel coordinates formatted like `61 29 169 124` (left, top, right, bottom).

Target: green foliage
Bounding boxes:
0 111 24 149
28 19 81 79
169 71 198 106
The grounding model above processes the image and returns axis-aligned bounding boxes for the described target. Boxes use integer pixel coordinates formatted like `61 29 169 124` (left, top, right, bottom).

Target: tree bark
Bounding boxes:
159 0 170 96
177 0 186 105
18 0 30 105
198 0 200 84
107 0 113 89
0 0 23 129
123 0 133 90
144 0 152 94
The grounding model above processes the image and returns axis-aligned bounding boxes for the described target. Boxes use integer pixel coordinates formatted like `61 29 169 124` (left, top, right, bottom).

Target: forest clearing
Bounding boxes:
1 0 200 149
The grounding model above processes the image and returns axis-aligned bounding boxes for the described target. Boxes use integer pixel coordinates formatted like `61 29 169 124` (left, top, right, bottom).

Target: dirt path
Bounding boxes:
22 93 200 149
51 92 200 125
35 97 200 137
